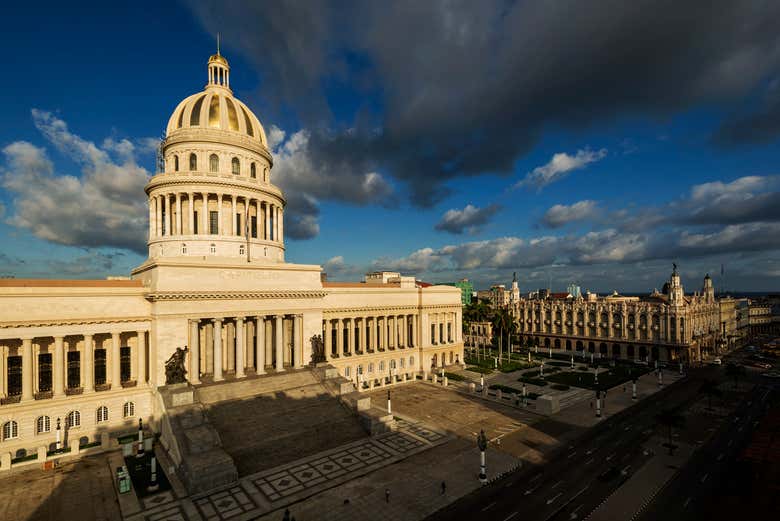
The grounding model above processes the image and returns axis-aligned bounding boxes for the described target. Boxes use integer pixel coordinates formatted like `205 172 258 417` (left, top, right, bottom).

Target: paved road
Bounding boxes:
636 380 775 520
426 366 719 521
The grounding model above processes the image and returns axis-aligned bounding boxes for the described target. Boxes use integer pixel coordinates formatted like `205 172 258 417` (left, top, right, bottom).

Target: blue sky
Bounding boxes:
2 1 780 293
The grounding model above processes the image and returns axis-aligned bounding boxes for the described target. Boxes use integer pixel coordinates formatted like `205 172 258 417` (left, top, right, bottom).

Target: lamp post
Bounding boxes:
549 347 552 358
657 368 663 387
477 429 488 484
522 382 527 406
55 418 62 450
147 438 159 492
387 390 392 415
571 355 574 369
540 363 544 378
594 368 599 386
595 390 602 417
632 376 637 400
136 418 145 458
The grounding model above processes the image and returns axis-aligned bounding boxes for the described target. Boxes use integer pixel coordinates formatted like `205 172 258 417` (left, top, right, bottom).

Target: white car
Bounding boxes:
712 358 722 365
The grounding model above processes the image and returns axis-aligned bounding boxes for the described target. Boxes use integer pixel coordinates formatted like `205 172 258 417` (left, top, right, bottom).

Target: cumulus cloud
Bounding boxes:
434 203 501 234
269 125 395 240
541 200 600 228
188 0 780 204
1 110 150 253
516 149 607 190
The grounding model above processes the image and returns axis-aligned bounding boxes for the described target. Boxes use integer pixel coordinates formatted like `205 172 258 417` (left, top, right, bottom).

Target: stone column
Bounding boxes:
1 346 7 398
324 319 332 358
137 331 146 384
21 338 33 401
256 316 266 374
217 194 223 235
162 194 170 236
189 322 200 384
279 207 284 243
176 193 182 235
111 332 121 387
275 206 281 242
264 202 270 240
456 309 463 342
53 336 64 398
148 197 155 240
188 192 194 235
83 334 93 393
201 193 208 235
345 318 352 355
153 195 161 237
336 318 343 356
275 315 284 371
235 316 245 378
231 196 237 236
358 317 365 352
294 315 303 367
213 319 223 381
370 317 377 352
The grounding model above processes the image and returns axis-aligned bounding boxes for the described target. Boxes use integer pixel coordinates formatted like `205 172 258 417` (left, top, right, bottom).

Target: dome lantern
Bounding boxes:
207 34 230 91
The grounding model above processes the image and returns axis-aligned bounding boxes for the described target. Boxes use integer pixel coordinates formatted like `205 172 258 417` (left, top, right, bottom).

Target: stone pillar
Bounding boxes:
275 315 284 371
189 322 200 384
264 202 270 240
336 318 343 356
148 197 155 240
83 334 93 393
294 315 303 367
155 195 162 237
231 196 237 236
162 194 170 236
137 331 146 384
52 336 64 398
111 332 121 387
213 319 223 381
217 194 223 235
276 206 281 243
279 207 284 244
201 193 208 235
235 317 245 378
456 309 463 343
324 319 332 359
256 316 266 374
188 192 194 235
370 317 377 352
21 338 33 401
175 192 182 235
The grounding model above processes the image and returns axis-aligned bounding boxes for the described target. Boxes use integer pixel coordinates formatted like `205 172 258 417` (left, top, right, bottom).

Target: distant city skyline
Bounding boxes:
2 1 780 291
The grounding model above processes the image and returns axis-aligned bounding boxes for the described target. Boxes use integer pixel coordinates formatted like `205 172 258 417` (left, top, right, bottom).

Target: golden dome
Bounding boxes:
208 53 228 66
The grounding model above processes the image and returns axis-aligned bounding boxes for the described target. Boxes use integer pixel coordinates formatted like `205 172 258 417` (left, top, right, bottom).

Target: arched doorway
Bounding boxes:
651 346 659 361
544 337 551 348
588 342 595 353
612 344 621 358
639 345 648 360
627 344 635 358
576 340 584 352
566 340 572 351
599 343 608 355
554 339 561 349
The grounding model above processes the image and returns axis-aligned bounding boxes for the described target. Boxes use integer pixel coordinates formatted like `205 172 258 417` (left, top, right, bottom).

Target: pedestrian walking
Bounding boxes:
441 481 446 495
385 488 390 503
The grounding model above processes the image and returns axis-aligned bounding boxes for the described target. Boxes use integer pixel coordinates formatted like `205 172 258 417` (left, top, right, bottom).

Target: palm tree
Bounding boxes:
655 407 685 455
725 363 746 390
699 379 722 410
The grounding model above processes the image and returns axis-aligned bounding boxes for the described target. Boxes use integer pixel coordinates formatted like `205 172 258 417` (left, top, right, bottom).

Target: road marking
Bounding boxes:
551 480 564 489
524 485 539 495
481 501 496 512
547 492 563 505
570 504 584 519
502 512 519 521
684 497 692 509
585 458 595 465
701 473 708 483
530 473 543 482
606 452 616 461
568 451 577 458
717 453 724 461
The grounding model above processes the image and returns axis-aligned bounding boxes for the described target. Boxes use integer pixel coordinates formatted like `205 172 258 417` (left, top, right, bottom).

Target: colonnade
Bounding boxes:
322 314 417 358
188 314 303 384
148 191 283 242
0 331 147 403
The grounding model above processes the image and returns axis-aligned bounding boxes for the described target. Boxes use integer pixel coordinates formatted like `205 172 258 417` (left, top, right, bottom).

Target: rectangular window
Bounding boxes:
447 323 452 343
251 216 257 238
193 211 199 234
38 353 52 392
354 326 360 351
94 349 106 385
431 324 436 345
7 356 22 396
440 324 444 344
236 213 241 236
120 346 131 382
209 211 219 234
67 351 80 389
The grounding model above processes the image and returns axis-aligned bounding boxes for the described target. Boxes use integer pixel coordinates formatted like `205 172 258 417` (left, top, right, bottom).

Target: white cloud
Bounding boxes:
541 200 600 228
434 203 501 234
1 110 151 253
516 148 607 190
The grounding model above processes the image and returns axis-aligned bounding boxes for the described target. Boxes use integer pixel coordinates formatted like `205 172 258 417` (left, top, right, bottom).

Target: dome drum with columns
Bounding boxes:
147 51 283 262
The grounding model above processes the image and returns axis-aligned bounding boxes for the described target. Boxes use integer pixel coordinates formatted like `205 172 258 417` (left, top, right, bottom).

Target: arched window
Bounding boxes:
15 448 26 459
379 361 385 372
174 155 179 171
123 402 135 418
2 421 18 440
189 153 197 171
66 410 80 428
231 157 240 175
250 163 256 178
36 415 51 434
209 154 219 172
96 406 109 423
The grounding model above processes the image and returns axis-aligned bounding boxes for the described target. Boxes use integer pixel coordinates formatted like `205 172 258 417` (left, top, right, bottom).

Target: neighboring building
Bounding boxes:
487 285 510 308
442 279 473 306
748 300 776 336
510 273 520 306
550 292 573 300
511 266 721 363
567 284 582 299
0 52 463 463
718 297 739 351
736 298 750 334
465 322 493 348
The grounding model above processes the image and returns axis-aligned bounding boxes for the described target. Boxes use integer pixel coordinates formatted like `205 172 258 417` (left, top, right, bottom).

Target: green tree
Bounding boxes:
655 407 685 454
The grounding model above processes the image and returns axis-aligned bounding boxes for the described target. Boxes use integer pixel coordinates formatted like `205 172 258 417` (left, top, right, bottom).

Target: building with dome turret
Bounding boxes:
0 52 463 469
510 265 721 364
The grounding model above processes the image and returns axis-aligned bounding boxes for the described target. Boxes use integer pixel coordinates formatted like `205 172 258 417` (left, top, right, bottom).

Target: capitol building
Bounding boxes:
0 52 463 469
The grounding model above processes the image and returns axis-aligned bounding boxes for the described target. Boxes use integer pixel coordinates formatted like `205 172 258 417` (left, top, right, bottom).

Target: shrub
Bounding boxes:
444 372 466 381
466 365 493 374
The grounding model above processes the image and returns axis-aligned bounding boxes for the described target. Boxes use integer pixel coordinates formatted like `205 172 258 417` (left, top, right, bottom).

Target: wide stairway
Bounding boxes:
197 370 368 477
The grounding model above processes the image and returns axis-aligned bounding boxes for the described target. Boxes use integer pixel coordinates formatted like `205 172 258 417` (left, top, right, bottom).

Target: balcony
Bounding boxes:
65 387 83 396
34 391 53 400
121 380 137 389
95 383 112 392
0 395 21 405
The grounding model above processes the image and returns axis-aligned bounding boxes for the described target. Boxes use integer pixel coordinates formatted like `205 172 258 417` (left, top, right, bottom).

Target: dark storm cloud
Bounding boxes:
713 83 780 146
188 0 780 207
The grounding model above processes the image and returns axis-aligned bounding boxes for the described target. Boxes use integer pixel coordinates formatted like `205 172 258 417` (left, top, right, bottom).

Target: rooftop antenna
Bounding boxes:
217 32 221 55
